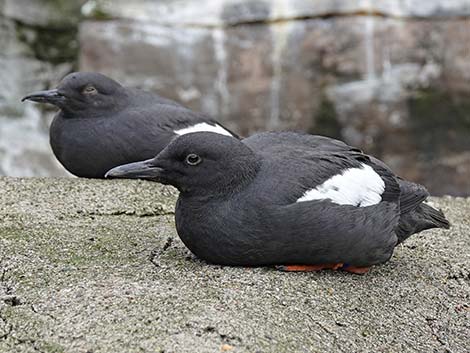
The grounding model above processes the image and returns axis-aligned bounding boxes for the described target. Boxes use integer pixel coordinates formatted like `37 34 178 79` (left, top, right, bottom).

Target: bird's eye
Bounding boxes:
83 86 97 94
185 153 202 166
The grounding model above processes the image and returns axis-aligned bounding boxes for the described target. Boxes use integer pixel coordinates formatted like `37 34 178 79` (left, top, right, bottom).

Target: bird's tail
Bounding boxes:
396 203 450 244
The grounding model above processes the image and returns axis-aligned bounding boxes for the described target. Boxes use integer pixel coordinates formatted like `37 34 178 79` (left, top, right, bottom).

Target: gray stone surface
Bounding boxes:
0 177 469 352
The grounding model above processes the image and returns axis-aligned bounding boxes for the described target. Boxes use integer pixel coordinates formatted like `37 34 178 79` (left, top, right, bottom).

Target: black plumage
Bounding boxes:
22 72 236 178
106 131 450 273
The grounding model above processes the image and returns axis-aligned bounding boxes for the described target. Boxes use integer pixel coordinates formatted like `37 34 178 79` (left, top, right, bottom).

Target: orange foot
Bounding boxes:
342 265 370 274
276 263 344 272
276 263 370 274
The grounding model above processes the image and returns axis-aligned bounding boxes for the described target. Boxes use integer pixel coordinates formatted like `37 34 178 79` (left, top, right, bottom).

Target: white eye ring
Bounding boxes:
83 86 97 94
185 153 202 166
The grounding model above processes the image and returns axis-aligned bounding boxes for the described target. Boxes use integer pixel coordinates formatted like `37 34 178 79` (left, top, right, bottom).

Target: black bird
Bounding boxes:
22 72 237 178
106 131 450 274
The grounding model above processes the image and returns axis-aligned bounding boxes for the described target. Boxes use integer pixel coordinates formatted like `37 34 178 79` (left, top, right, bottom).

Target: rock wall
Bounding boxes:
0 0 84 176
2 0 470 195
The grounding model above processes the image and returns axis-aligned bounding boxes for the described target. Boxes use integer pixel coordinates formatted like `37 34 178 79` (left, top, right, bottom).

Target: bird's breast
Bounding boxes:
175 197 264 265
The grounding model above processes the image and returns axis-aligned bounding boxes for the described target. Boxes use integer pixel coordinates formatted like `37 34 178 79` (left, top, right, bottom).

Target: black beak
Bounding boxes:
105 158 164 181
21 89 65 105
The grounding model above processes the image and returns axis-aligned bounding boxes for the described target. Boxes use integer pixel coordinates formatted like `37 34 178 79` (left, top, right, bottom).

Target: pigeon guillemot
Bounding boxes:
21 72 237 178
105 131 450 274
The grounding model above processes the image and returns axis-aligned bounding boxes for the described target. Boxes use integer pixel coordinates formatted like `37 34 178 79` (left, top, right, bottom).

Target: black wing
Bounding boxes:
243 131 361 154
121 103 238 138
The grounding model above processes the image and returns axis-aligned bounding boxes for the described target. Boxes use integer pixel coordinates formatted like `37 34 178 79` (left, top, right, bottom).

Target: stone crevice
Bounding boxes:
11 336 47 353
90 10 470 31
303 310 340 349
158 11 470 29
30 304 56 321
0 264 14 342
83 209 175 217
0 311 13 340
149 237 174 267
200 325 242 345
0 264 15 301
425 317 451 351
1 297 60 351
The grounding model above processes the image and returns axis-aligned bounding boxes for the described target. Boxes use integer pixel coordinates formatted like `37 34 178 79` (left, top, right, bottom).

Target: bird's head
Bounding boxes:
22 72 127 114
105 132 261 196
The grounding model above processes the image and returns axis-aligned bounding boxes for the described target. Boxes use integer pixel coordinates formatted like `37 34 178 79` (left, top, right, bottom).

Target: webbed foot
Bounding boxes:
275 263 370 274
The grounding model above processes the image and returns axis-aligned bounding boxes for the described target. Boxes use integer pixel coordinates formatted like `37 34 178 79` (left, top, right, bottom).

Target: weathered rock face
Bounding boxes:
1 0 469 195
0 0 83 176
78 0 470 196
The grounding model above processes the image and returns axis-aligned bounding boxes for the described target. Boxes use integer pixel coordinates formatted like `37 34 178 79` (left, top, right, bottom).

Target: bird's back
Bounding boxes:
243 131 449 240
127 88 184 108
243 131 358 155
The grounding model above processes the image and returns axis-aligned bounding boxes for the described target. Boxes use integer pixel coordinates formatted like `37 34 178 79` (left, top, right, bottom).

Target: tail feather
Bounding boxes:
420 203 450 229
396 203 450 244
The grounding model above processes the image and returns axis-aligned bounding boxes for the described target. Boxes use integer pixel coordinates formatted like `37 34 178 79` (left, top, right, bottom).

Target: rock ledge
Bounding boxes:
0 177 468 352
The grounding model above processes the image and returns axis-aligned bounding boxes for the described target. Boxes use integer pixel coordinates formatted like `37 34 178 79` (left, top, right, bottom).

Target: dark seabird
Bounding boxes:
22 72 237 178
106 131 450 274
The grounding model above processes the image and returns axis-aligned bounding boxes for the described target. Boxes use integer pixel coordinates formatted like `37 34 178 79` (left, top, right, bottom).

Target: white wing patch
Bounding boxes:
297 163 385 207
174 122 233 137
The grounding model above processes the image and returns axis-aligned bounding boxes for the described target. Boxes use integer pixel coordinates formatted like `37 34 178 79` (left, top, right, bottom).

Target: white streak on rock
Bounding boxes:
269 0 292 130
212 28 230 118
365 14 376 81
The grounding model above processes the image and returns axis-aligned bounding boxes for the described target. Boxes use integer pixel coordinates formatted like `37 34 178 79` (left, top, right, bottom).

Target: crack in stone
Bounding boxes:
1 295 22 307
30 304 56 321
0 263 13 342
425 317 453 352
299 310 343 350
149 237 174 267
0 265 13 300
81 209 174 217
0 267 6 283
0 317 48 353
0 262 36 350
0 305 49 352
0 311 13 340
152 10 470 30
0 263 22 307
13 336 48 353
201 325 242 345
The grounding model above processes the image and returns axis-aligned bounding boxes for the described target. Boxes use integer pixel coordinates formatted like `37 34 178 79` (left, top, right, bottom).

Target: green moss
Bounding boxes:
310 95 342 139
12 0 84 64
43 0 85 27
0 227 26 241
407 88 470 158
81 0 114 20
15 23 78 64
87 7 113 21
37 341 66 353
